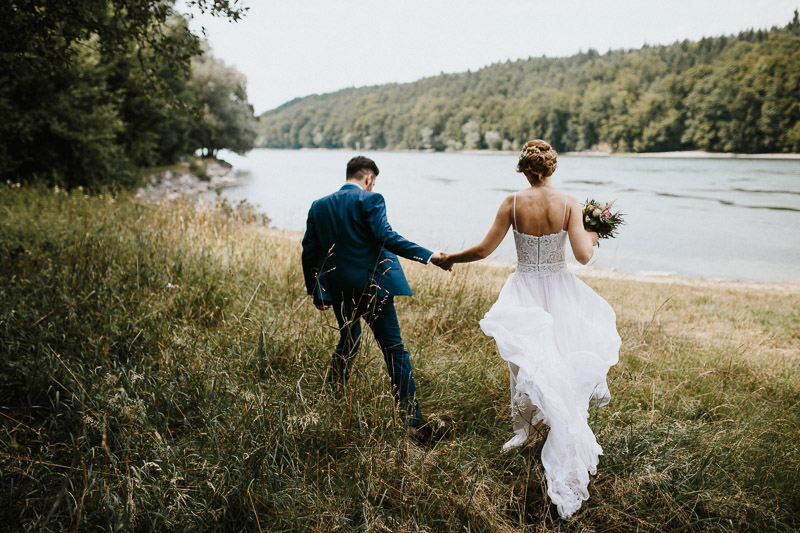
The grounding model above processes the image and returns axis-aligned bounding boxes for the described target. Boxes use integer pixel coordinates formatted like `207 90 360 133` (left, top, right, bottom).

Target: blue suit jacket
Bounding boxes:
302 183 433 302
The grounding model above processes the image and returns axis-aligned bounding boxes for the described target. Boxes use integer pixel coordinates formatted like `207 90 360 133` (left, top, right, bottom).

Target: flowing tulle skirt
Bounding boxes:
479 270 620 519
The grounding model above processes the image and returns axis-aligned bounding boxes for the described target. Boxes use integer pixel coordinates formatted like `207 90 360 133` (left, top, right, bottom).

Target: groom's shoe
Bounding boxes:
325 368 348 398
406 423 433 445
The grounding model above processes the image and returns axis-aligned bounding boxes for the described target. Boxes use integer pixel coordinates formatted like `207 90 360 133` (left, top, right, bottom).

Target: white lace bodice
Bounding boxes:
511 192 569 276
513 229 568 276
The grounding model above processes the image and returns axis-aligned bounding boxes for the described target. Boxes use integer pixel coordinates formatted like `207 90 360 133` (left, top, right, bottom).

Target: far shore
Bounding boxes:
256 146 800 160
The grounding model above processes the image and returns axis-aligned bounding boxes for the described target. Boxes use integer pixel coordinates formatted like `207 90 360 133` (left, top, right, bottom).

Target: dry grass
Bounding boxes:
1 184 798 532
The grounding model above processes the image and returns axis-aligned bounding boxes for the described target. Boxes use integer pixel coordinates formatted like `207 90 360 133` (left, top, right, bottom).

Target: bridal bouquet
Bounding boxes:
583 199 624 239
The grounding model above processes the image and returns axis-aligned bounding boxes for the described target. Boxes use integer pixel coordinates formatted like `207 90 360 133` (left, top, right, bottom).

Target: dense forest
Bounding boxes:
0 0 258 188
258 13 800 154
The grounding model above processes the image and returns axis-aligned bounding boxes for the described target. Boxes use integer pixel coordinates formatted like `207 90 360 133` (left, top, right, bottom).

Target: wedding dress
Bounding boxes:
479 195 620 519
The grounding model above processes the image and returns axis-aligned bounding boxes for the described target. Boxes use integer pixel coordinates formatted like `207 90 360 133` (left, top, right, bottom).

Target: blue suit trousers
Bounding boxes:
329 290 421 427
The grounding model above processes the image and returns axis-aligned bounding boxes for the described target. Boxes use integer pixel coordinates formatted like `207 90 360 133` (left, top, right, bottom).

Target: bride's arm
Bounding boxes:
566 195 598 264
443 196 513 267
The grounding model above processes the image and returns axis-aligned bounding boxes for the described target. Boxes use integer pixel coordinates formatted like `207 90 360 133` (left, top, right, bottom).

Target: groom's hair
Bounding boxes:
346 156 380 180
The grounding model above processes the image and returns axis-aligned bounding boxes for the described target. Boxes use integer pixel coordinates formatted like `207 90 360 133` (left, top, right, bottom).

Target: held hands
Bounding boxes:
440 253 456 271
430 251 455 272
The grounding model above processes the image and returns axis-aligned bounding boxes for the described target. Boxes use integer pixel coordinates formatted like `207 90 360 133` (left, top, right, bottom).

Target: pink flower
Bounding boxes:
602 210 610 216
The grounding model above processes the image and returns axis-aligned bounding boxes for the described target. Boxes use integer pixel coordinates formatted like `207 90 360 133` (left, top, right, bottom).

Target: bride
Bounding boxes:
440 140 621 519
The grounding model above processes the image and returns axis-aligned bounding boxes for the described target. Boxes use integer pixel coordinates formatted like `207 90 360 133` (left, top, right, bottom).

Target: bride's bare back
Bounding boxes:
512 187 569 236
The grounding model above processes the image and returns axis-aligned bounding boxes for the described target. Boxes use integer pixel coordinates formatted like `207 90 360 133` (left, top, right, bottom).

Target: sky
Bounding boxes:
180 0 799 115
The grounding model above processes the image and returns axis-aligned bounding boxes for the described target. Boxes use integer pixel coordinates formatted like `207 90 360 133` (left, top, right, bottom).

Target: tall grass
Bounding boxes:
1 183 798 531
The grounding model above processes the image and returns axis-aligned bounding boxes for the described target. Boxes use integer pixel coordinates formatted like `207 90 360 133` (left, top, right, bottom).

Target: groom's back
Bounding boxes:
314 186 378 247
307 185 383 292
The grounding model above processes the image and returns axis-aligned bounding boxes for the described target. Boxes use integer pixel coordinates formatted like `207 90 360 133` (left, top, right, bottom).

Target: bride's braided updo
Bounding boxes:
516 139 558 185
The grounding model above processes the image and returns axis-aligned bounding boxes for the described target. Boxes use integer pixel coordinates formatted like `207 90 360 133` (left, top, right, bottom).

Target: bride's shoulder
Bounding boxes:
552 190 578 206
501 191 524 203
503 188 536 207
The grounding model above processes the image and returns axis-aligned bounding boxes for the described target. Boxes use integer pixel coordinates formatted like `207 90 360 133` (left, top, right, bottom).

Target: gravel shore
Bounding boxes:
137 159 239 201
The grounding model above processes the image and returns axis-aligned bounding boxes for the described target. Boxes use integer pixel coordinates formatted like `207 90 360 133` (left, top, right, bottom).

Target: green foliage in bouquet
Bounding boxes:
583 199 625 239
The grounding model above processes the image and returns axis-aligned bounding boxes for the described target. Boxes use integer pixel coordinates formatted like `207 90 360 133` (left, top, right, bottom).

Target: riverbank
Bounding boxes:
573 264 800 293
137 157 239 201
2 185 798 530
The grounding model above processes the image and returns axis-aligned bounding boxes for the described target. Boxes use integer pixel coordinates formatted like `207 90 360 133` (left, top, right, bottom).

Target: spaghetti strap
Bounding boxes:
513 193 518 231
561 195 568 230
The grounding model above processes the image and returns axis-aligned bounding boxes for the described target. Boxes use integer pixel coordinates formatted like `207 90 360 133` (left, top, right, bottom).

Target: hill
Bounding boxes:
258 14 800 154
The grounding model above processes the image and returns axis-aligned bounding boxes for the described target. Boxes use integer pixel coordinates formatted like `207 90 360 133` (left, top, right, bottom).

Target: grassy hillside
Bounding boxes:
258 17 800 155
1 184 799 531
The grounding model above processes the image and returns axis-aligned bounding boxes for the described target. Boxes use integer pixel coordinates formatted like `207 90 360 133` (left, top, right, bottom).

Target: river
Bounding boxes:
209 149 800 283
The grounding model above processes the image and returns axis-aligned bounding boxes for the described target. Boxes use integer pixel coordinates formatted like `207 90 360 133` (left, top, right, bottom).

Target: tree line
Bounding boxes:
258 12 800 154
0 1 257 188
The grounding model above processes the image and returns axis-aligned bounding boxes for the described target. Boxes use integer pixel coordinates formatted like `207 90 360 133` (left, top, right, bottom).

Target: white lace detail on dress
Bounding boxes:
514 229 567 276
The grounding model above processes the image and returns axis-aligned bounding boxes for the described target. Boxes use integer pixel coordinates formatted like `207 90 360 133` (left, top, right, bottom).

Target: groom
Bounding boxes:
302 156 448 441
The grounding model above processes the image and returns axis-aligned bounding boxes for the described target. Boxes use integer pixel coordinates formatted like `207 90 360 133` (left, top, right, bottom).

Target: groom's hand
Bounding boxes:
314 302 330 311
430 252 453 272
